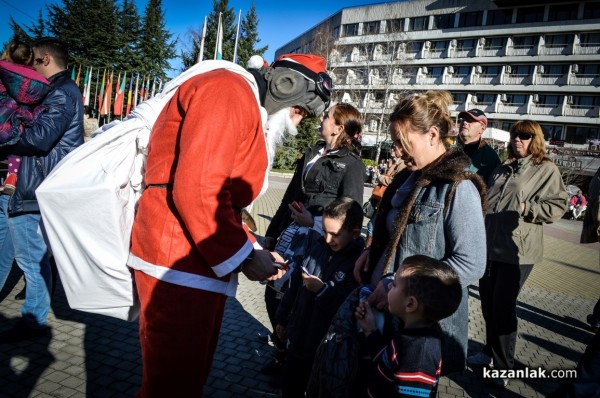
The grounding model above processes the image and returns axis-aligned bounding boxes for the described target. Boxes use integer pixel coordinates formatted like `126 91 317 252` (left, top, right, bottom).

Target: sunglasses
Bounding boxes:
511 132 533 140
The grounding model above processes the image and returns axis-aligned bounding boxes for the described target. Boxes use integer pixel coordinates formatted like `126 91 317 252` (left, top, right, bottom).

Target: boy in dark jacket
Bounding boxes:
354 255 462 397
275 197 364 398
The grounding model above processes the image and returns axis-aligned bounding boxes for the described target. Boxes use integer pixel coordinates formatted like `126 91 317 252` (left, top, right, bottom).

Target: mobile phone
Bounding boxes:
291 201 302 212
274 260 290 271
301 265 312 276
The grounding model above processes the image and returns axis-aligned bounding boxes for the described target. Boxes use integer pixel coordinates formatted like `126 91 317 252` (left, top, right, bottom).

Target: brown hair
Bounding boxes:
33 37 69 69
399 255 462 323
330 102 363 156
507 120 549 165
389 90 454 153
3 40 33 66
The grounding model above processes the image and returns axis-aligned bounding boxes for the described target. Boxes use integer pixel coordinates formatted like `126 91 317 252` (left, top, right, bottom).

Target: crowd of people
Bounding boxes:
0 36 597 397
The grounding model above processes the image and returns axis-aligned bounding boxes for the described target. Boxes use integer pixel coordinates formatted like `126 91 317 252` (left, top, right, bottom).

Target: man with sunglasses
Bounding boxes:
127 53 332 397
457 109 501 184
0 37 83 343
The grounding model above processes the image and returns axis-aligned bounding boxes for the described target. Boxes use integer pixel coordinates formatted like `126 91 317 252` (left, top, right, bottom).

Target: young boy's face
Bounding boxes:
322 217 359 252
387 272 410 319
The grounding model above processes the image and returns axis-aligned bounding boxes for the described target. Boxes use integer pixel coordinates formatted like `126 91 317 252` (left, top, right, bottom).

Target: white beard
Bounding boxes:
264 107 298 161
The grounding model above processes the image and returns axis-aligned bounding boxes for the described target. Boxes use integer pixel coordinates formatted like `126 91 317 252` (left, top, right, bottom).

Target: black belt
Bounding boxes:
147 183 172 189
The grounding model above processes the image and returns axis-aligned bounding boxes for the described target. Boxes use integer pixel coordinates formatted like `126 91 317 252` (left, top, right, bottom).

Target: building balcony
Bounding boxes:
497 103 528 114
573 44 600 55
506 46 536 56
538 45 570 56
503 75 532 85
569 75 600 86
478 47 504 57
535 75 568 85
530 104 562 116
472 75 501 85
563 105 600 118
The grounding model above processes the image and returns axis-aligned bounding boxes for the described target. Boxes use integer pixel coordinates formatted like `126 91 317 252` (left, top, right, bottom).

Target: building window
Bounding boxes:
486 9 513 25
580 32 600 46
512 35 539 48
548 3 579 21
583 2 600 19
472 93 496 104
545 34 572 47
342 23 359 37
513 64 534 75
578 63 600 76
430 40 447 51
458 11 483 28
541 64 569 76
408 16 428 31
538 95 560 105
386 18 404 33
566 126 599 144
516 6 545 23
363 21 379 35
455 66 471 76
332 26 340 39
433 14 454 29
503 94 527 105
453 92 467 104
540 124 562 141
457 38 476 50
483 37 507 50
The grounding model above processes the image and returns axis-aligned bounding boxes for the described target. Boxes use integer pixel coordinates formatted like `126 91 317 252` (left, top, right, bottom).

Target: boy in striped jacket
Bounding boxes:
355 255 463 397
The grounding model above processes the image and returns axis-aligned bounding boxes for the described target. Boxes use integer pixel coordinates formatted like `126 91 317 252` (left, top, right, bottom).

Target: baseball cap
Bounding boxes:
458 109 487 127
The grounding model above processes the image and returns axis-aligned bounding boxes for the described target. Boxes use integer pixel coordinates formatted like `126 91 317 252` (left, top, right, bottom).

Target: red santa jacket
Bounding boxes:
128 69 268 296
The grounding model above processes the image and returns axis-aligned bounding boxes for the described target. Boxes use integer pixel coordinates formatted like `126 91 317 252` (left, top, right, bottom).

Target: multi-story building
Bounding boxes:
275 0 600 178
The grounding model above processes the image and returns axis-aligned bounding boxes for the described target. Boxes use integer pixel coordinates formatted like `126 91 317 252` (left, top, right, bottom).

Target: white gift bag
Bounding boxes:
37 61 264 321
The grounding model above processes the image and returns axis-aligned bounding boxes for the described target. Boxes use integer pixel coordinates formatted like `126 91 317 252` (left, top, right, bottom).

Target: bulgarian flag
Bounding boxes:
113 72 126 116
125 75 133 115
82 67 92 106
133 73 139 108
97 69 106 113
100 70 113 116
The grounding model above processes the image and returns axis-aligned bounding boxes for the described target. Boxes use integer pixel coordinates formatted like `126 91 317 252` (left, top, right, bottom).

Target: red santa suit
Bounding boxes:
128 69 268 397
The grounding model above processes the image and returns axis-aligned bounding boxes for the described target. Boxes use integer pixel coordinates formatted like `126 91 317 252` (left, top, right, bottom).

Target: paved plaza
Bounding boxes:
0 172 598 397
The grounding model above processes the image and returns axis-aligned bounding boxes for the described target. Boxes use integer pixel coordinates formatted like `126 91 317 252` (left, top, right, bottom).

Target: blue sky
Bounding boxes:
1 0 387 75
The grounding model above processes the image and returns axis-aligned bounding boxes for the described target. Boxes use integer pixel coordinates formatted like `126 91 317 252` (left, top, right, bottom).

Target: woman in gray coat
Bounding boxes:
467 120 568 386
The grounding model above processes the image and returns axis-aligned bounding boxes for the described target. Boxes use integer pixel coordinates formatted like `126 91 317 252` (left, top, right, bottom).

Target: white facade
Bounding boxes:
275 0 600 174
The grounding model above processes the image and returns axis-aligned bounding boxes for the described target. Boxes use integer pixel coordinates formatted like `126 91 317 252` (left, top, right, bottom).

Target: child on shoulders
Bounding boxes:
355 255 462 397
0 38 51 194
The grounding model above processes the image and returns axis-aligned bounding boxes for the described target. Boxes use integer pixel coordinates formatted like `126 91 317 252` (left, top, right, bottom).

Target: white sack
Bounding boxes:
37 61 263 321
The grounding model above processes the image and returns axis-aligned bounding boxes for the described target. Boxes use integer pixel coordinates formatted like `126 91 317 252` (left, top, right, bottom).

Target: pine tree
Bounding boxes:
116 0 143 72
236 4 268 67
26 10 47 40
138 0 177 77
47 0 120 68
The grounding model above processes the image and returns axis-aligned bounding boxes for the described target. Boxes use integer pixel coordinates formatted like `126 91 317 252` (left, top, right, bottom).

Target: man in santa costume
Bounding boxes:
127 53 332 397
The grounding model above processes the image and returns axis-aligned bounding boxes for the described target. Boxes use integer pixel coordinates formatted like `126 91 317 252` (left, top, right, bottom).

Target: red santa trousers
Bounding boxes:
134 270 227 397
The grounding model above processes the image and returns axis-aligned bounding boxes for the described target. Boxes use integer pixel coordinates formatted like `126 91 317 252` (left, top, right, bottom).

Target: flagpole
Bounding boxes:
233 9 242 64
197 16 207 63
214 12 223 60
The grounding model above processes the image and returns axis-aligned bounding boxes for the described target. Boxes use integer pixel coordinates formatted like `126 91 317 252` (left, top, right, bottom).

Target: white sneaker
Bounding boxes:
466 351 493 367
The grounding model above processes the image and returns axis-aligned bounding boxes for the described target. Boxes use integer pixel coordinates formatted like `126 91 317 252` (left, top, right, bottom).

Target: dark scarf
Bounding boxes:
368 148 487 279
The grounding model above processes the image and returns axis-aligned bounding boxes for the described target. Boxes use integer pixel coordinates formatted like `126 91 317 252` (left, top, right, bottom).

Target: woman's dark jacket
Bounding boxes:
266 141 365 240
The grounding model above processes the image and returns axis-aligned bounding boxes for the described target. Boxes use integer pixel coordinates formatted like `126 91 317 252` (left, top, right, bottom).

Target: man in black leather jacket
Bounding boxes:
0 37 83 343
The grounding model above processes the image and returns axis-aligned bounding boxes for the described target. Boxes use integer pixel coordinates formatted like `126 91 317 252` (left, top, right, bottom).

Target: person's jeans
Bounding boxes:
0 196 52 328
0 196 15 290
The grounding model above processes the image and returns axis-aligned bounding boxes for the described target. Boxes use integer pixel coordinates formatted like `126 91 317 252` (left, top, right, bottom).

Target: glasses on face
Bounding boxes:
511 132 533 141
